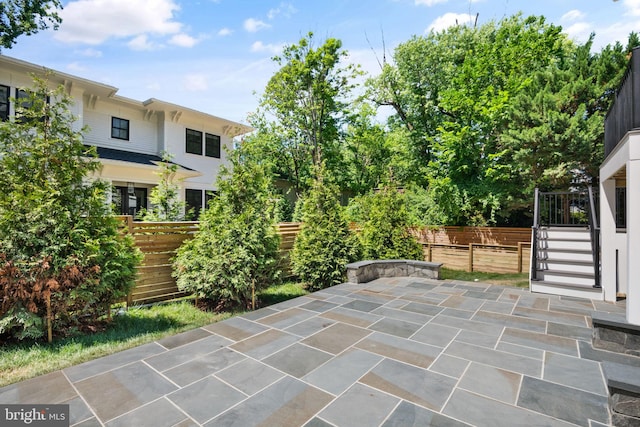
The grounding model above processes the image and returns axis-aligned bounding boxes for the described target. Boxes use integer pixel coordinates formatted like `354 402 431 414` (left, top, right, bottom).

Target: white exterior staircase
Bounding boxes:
531 227 602 300
530 189 603 300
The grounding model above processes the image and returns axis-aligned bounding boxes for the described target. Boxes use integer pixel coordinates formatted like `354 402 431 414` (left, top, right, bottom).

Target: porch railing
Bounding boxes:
604 46 640 158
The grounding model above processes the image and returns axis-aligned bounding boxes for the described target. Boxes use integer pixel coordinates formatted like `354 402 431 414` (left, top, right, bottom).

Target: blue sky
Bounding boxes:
4 0 638 124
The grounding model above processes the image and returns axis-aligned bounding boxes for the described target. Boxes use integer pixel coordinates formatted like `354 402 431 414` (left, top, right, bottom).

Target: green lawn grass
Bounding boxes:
441 267 529 288
0 282 307 387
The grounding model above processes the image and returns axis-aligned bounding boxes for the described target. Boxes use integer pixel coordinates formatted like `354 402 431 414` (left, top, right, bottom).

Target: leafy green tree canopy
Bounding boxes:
250 32 361 195
0 0 62 49
367 14 637 225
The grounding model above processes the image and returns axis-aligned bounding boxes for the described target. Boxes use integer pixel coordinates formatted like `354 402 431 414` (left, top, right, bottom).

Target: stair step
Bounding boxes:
534 270 595 287
536 259 594 274
530 280 603 300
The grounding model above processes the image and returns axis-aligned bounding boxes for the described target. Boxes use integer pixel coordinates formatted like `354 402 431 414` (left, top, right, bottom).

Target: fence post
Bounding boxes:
125 215 134 309
468 243 474 272
428 243 432 262
517 242 523 273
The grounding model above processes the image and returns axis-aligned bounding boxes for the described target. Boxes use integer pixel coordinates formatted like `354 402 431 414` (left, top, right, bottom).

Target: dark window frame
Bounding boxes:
616 187 626 229
185 188 203 220
205 133 221 158
111 117 130 140
186 128 203 155
15 88 49 123
0 84 9 121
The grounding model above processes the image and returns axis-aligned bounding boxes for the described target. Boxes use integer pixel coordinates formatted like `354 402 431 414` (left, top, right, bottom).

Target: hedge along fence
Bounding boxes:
117 218 531 305
117 216 302 306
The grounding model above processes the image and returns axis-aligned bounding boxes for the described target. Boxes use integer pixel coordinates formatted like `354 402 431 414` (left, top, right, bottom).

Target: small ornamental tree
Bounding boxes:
358 185 424 261
0 76 141 341
290 166 361 291
173 151 281 310
137 151 191 221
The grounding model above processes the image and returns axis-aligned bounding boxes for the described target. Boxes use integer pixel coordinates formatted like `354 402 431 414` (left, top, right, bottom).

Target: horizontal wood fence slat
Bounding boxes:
117 218 531 305
117 217 302 306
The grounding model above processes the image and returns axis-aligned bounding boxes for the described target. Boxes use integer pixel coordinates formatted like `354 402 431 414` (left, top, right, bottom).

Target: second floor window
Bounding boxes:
111 117 130 140
186 129 203 155
205 133 221 158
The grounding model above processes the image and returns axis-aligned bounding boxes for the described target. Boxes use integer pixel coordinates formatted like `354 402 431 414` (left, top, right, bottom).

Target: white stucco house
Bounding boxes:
0 54 252 219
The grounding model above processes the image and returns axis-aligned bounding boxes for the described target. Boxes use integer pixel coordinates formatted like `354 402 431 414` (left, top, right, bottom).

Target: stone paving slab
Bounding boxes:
0 276 628 426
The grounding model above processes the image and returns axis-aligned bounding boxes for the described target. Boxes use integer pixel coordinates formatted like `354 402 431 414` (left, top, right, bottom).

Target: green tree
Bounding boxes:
137 151 191 221
340 104 414 195
0 0 62 49
290 165 360 291
497 33 640 224
251 32 361 195
173 149 281 310
0 76 141 340
354 185 423 260
367 14 633 225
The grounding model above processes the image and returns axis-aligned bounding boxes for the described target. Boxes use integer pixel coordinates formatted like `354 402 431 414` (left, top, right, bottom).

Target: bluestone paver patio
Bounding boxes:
0 277 630 426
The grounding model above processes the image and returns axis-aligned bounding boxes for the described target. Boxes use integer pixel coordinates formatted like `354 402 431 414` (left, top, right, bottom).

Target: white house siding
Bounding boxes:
83 100 159 156
0 54 251 218
600 130 640 325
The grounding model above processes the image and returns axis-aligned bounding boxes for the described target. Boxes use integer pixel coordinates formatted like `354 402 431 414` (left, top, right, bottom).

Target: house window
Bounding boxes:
186 129 203 155
616 187 626 229
111 117 130 140
14 88 49 123
0 85 9 121
205 190 217 209
185 188 203 220
205 133 221 158
112 186 147 217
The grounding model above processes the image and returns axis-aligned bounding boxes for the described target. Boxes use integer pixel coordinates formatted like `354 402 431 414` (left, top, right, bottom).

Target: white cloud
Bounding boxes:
183 73 209 91
563 22 592 42
76 48 102 57
55 0 182 44
415 0 448 6
127 35 159 51
250 41 283 54
623 0 640 16
267 2 297 20
244 18 271 33
169 33 198 47
218 27 232 36
561 9 586 22
66 62 86 73
427 13 474 32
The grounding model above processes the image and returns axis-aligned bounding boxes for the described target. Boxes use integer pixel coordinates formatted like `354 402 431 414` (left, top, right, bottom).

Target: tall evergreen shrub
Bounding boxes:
0 77 141 340
173 152 281 310
358 185 424 260
290 169 360 291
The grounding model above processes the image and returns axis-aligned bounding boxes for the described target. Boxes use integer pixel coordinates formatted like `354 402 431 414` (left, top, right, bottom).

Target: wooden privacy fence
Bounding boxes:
414 226 532 273
118 216 199 305
117 219 531 305
423 242 531 273
117 216 302 306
